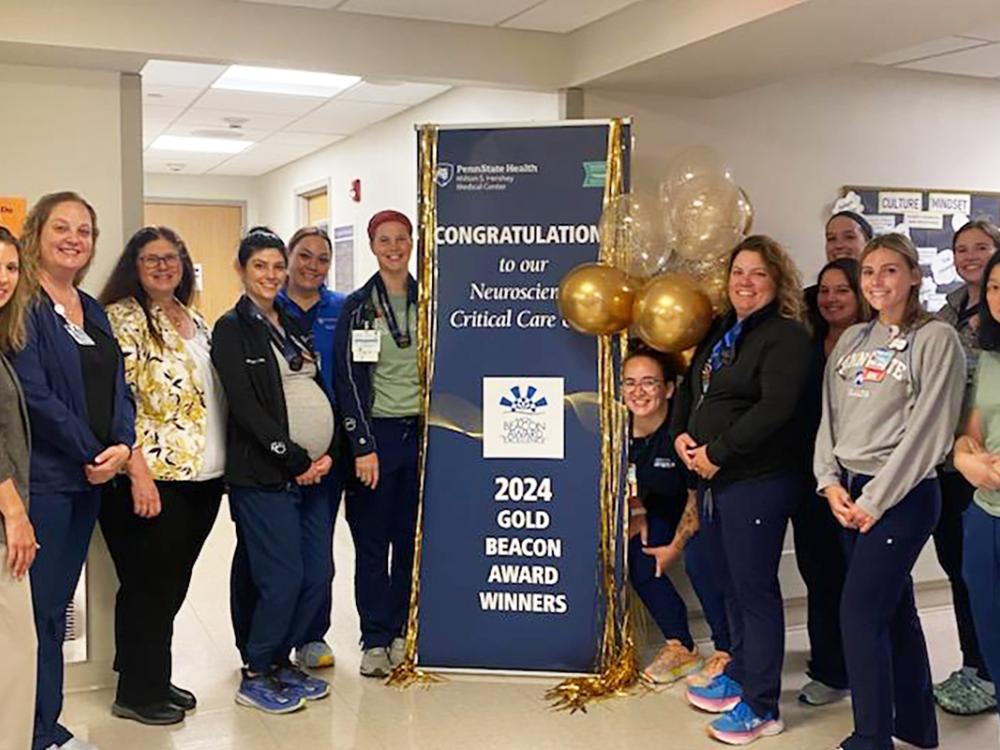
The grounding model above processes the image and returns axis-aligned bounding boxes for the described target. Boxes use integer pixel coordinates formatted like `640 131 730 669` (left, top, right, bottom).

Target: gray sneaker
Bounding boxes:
388 637 406 667
359 647 392 678
798 680 849 706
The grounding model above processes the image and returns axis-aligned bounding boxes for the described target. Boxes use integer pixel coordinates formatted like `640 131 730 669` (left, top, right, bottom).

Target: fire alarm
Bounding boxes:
349 179 361 202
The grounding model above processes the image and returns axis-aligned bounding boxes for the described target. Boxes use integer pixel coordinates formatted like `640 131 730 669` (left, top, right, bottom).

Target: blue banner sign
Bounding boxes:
417 122 630 672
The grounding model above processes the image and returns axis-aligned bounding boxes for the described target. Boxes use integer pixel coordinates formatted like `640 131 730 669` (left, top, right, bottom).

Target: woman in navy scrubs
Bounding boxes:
15 192 135 750
624 346 731 685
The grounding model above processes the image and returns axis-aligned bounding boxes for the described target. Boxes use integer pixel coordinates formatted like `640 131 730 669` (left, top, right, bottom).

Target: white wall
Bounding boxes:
256 86 561 283
144 173 260 228
585 64 1000 284
0 63 131 294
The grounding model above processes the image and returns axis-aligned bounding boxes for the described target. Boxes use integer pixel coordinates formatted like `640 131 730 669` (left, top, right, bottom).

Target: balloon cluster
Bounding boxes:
558 146 753 352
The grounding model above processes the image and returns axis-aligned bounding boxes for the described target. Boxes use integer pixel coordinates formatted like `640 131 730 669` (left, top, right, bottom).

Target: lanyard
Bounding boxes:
373 275 412 349
700 319 743 395
247 298 312 372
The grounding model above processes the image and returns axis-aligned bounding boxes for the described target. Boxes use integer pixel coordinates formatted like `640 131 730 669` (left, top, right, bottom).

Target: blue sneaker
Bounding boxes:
235 669 307 714
708 701 784 745
275 664 330 700
687 673 743 713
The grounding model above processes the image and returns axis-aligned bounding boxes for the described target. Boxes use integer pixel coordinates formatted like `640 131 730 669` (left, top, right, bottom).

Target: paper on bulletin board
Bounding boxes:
0 197 27 235
904 212 944 230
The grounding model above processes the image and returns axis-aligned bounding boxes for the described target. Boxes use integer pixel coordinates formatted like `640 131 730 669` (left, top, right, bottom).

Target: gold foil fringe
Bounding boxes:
546 118 644 712
387 124 444 689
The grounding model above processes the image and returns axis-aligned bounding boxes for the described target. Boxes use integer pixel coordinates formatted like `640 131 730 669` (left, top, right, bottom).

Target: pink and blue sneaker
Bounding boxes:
687 673 743 713
708 701 784 745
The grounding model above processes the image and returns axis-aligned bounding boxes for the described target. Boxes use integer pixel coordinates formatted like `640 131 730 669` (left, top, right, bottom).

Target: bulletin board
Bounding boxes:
0 197 26 236
837 185 1000 311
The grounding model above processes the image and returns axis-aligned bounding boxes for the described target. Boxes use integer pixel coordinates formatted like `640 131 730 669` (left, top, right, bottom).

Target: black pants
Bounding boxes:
100 477 222 705
936 470 990 680
792 485 849 689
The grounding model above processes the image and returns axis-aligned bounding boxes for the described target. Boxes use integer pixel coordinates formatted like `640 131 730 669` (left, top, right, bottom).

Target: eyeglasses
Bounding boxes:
623 377 664 392
138 253 181 269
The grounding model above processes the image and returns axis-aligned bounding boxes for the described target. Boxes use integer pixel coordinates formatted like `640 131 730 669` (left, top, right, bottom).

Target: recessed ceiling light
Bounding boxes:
212 65 360 98
150 135 253 154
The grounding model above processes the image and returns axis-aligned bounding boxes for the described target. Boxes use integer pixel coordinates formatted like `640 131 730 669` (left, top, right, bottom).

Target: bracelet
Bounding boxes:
629 507 647 518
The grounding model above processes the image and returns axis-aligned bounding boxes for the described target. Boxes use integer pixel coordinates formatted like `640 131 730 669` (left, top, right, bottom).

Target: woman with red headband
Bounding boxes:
333 210 419 677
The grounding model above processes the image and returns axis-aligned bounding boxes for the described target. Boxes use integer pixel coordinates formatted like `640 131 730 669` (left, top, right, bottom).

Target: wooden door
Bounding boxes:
143 202 243 326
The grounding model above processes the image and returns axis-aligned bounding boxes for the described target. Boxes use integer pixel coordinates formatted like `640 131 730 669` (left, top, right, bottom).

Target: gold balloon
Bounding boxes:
738 188 754 234
633 273 713 353
668 256 731 314
558 263 636 335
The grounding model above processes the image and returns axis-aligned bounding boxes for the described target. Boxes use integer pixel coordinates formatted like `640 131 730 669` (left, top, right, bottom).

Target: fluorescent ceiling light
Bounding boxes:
212 65 360 97
150 135 253 154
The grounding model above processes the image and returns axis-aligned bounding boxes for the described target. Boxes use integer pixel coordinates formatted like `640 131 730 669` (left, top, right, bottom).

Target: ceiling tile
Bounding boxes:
865 36 990 66
338 80 450 105
140 60 227 88
900 43 1000 77
171 107 301 132
143 83 205 110
239 0 341 7
163 123 269 144
288 99 405 134
337 0 539 26
143 150 232 176
194 88 328 116
262 131 345 148
501 0 640 32
962 23 1000 42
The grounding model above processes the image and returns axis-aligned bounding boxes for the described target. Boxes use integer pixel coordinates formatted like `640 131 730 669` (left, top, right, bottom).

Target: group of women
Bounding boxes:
0 193 419 750
1 192 999 750
625 211 1000 749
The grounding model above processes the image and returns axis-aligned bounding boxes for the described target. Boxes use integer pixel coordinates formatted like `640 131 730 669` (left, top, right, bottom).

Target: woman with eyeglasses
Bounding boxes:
623 345 731 687
672 235 811 746
212 227 334 715
14 192 135 750
96 226 225 725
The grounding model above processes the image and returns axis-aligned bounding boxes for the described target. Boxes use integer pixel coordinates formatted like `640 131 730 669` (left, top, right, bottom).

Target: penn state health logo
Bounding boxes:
435 162 455 188
483 377 564 459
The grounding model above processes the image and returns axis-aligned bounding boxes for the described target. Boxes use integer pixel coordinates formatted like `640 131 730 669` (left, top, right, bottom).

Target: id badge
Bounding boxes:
861 348 893 383
352 329 380 362
626 463 638 499
64 321 96 347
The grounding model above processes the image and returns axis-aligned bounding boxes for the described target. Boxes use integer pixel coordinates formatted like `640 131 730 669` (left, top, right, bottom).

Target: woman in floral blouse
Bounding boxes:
97 226 226 726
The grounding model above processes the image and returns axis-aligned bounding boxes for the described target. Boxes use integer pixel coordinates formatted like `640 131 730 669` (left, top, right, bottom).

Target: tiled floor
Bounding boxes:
62 512 998 750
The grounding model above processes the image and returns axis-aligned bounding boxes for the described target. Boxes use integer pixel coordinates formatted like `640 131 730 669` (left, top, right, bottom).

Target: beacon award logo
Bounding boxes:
482 377 564 459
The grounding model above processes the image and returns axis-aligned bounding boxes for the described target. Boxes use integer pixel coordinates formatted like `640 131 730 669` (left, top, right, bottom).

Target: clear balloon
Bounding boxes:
558 263 637 335
598 192 671 279
670 256 731 314
632 273 713 353
661 145 732 197
670 174 746 262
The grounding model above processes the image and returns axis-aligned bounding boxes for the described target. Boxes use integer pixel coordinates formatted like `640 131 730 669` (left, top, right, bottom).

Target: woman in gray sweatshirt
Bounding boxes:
814 233 965 750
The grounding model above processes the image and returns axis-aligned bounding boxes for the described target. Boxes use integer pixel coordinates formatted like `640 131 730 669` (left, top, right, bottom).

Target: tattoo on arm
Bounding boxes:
672 491 700 549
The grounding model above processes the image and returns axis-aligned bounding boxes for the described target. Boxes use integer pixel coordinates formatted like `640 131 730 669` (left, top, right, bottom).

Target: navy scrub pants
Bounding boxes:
791 482 849 689
628 513 731 653
700 473 799 719
839 474 939 750
345 417 419 650
297 471 344 647
962 501 1000 734
937 469 990 680
29 489 101 750
229 482 332 673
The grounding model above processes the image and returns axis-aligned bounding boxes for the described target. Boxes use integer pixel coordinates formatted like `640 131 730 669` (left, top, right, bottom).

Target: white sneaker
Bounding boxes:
59 739 101 750
359 647 392 678
388 637 406 667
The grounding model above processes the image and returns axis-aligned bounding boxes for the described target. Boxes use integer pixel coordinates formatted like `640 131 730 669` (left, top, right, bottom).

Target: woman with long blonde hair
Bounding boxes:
672 235 811 745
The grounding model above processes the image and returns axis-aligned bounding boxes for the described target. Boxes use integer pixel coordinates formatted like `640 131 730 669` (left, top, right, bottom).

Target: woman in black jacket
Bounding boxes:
211 227 335 715
673 235 811 746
